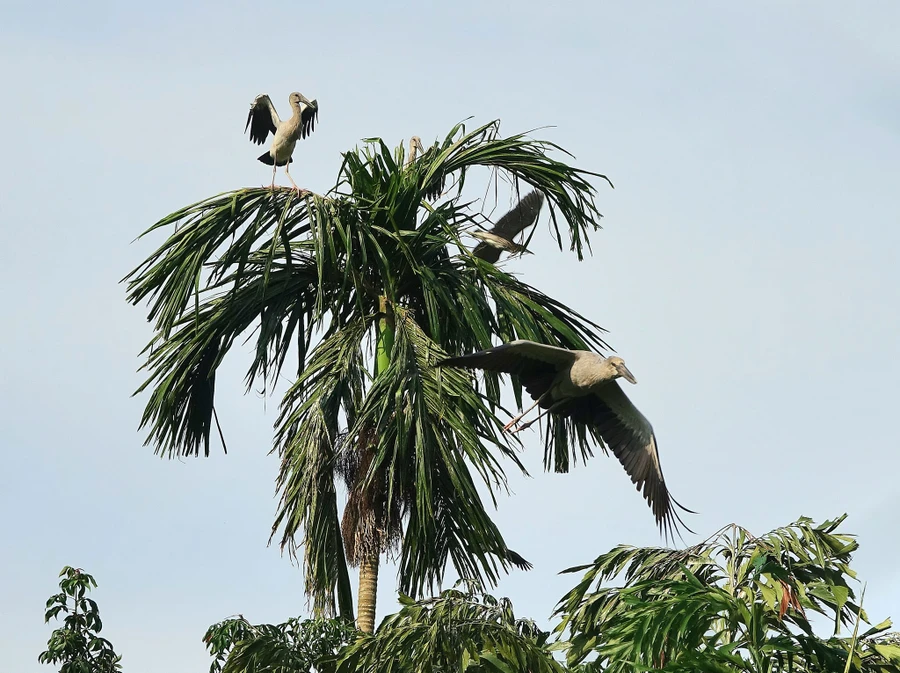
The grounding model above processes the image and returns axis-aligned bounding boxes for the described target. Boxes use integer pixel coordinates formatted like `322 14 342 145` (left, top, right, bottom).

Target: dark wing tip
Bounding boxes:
505 549 533 571
300 101 318 138
657 493 698 546
246 95 276 145
492 188 546 240
520 189 545 210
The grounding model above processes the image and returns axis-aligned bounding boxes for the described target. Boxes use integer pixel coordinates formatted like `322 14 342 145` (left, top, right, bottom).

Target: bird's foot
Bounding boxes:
503 417 531 433
509 418 537 434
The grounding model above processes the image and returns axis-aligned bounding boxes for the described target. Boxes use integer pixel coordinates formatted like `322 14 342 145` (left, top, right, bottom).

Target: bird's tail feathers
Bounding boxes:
257 152 293 166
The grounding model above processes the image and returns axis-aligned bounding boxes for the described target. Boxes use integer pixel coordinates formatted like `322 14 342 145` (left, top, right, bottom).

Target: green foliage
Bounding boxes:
555 515 900 673
203 615 355 673
39 566 122 673
336 581 565 673
123 119 612 615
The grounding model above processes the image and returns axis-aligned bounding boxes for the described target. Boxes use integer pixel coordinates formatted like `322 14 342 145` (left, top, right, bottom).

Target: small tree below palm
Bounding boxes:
203 615 355 673
39 566 122 673
337 581 564 673
556 515 900 672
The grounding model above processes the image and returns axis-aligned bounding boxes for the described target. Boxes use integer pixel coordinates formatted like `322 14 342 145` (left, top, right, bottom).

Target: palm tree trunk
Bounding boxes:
355 295 394 633
357 552 380 633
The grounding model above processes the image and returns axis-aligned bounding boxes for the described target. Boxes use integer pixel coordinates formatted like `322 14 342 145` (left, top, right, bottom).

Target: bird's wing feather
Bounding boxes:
562 381 693 541
245 94 280 145
438 340 577 371
491 190 545 241
438 340 577 400
299 99 318 139
473 191 544 263
504 549 533 571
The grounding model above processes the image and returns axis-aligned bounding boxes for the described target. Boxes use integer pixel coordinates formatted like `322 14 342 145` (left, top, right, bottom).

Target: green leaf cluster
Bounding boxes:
39 566 122 673
555 515 900 672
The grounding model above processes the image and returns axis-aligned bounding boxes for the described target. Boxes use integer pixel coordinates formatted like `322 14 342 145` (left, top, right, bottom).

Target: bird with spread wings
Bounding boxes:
245 91 318 191
439 340 695 541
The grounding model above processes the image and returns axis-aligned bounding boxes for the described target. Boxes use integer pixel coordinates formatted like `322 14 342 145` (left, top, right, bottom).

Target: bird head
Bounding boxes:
289 92 312 107
607 356 637 384
410 136 425 155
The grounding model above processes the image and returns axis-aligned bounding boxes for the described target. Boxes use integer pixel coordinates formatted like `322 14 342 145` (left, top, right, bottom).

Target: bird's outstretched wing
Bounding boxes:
245 94 280 145
299 98 318 139
438 340 576 400
473 190 545 263
561 381 695 542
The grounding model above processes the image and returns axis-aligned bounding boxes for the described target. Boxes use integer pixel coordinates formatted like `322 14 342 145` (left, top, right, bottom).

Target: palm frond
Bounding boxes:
133 255 321 457
347 308 529 596
125 189 318 336
271 318 369 617
414 120 611 259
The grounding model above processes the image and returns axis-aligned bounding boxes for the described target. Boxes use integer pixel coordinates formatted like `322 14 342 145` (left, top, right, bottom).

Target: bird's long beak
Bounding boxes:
616 363 637 385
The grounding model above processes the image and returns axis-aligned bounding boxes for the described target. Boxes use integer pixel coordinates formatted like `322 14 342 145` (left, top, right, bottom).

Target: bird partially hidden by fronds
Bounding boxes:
438 340 695 541
403 135 445 201
472 190 545 264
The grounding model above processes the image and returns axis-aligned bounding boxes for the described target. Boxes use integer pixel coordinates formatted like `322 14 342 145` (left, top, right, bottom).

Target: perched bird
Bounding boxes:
472 190 545 263
405 136 425 167
404 135 444 200
245 92 318 191
437 340 694 539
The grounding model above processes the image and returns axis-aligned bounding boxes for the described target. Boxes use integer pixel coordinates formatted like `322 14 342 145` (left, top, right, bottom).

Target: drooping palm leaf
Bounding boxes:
271 318 369 617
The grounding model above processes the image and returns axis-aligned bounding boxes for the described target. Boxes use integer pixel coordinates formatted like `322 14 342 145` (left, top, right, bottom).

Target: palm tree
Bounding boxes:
555 514 900 672
124 120 612 632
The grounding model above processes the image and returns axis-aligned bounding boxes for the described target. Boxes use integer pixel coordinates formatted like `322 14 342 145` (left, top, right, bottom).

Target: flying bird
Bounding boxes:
472 190 545 263
437 340 694 540
245 92 318 191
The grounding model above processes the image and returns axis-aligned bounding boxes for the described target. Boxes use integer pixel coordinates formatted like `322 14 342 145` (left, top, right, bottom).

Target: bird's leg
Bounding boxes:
270 162 277 190
285 161 301 194
509 407 551 434
502 398 543 433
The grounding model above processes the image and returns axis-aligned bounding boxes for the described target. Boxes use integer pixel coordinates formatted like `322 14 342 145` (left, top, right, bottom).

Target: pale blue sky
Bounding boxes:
2 1 899 671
